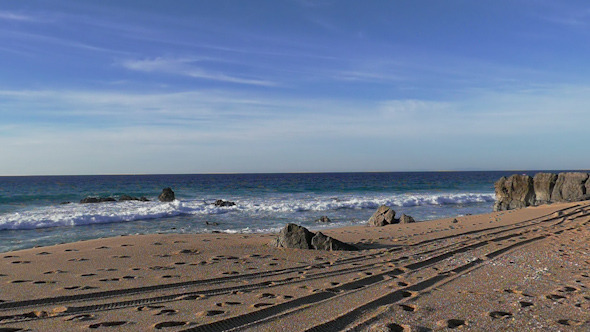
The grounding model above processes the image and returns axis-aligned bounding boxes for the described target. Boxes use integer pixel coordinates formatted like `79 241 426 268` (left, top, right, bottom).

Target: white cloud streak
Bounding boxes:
120 57 278 87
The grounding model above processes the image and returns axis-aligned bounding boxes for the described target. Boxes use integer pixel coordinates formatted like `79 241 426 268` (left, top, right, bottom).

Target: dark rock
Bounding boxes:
270 223 356 251
398 214 415 224
60 201 72 205
205 221 219 226
533 173 557 204
119 194 149 202
493 175 535 211
158 188 175 202
271 223 315 249
315 216 332 223
551 172 589 202
80 197 116 204
213 199 236 207
311 232 357 251
368 205 397 226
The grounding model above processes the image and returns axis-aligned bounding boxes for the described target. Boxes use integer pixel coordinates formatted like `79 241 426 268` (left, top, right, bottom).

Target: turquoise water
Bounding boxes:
0 171 543 252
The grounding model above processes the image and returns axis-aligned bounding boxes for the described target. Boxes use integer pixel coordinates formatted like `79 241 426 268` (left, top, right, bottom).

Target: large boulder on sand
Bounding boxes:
399 214 416 224
271 223 315 249
493 175 535 211
368 205 397 226
533 173 557 204
158 187 175 202
551 172 589 202
271 223 357 251
311 232 358 251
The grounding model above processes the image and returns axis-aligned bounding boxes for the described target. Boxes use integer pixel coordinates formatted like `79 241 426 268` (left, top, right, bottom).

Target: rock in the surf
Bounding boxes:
311 231 357 251
80 196 116 203
368 205 397 226
119 195 150 202
551 172 589 202
398 214 415 224
213 199 236 207
315 216 332 223
158 187 175 202
533 173 557 204
271 223 315 249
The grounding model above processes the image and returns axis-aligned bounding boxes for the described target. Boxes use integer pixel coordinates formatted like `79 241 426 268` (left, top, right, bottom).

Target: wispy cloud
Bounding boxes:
0 11 36 22
120 57 278 87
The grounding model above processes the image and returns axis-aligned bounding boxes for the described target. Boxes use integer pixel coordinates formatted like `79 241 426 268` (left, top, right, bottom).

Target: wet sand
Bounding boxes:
0 202 589 331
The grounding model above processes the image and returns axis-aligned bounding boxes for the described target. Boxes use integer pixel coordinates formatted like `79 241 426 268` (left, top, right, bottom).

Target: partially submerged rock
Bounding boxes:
368 205 397 226
271 223 357 251
158 187 175 202
80 197 116 204
213 199 236 207
315 216 332 223
119 195 149 202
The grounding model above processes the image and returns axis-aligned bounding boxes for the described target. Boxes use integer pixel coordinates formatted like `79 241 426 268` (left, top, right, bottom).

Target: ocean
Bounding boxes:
0 171 543 253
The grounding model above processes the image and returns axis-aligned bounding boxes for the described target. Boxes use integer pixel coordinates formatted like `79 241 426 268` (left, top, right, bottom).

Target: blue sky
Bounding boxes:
1 1 590 175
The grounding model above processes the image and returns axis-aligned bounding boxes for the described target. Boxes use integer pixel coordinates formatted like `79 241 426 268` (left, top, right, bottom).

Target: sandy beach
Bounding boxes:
1 202 589 331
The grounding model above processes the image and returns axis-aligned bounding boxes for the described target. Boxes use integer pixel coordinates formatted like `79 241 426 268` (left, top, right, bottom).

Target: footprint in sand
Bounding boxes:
519 301 534 308
198 310 224 317
88 321 128 329
36 251 52 255
489 311 513 319
0 327 24 332
441 319 466 329
154 321 188 329
546 294 567 301
557 319 583 326
67 258 89 262
10 280 32 284
95 246 110 250
399 304 417 312
252 303 273 308
136 305 165 311
65 314 95 321
216 301 241 307
80 273 97 277
11 261 31 264
155 309 178 316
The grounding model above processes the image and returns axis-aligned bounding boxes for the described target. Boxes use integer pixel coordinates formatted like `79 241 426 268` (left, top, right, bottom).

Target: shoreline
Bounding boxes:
1 202 589 330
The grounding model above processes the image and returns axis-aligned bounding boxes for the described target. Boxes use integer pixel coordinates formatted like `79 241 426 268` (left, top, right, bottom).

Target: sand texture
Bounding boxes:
0 202 589 331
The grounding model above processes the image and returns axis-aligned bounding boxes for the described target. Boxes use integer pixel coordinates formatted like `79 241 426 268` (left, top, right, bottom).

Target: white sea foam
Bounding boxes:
0 192 494 231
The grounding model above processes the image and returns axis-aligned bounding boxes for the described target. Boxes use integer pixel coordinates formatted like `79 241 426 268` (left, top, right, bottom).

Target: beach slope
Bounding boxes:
1 202 589 331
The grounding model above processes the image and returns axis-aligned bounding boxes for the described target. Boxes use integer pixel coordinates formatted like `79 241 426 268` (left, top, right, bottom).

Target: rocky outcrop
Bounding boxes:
158 187 175 202
551 172 589 202
494 172 590 211
493 174 535 212
368 205 397 226
533 173 557 204
270 223 357 251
